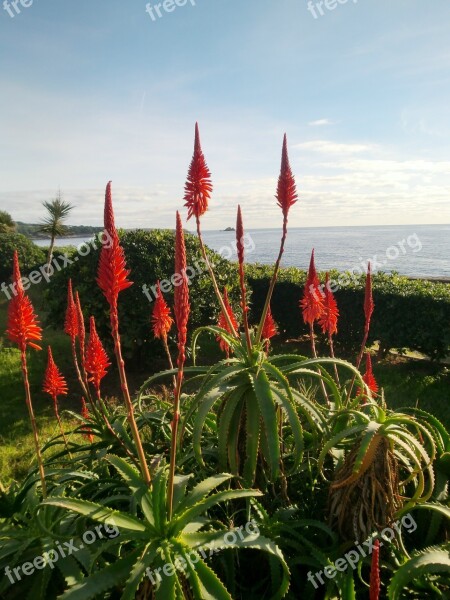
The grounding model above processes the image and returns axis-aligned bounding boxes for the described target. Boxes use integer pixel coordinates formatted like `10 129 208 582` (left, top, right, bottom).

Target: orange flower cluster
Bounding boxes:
184 123 213 221
262 305 278 342
152 281 174 340
174 212 190 356
300 250 324 326
362 353 379 394
43 346 68 399
276 134 298 219
85 317 111 394
318 273 339 336
97 181 133 310
64 279 78 340
6 251 42 352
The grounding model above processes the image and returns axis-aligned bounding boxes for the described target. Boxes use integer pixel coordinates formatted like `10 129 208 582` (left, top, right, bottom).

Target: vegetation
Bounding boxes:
0 211 15 234
0 127 448 599
45 229 242 364
0 232 46 283
247 264 450 360
16 221 103 239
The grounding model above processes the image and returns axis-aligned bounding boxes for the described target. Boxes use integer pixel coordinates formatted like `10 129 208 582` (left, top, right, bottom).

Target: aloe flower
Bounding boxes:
261 305 278 352
152 281 175 373
7 252 42 352
354 262 375 374
184 123 238 339
43 346 70 449
184 122 213 221
6 251 46 496
318 273 338 336
97 182 133 310
319 272 340 383
75 291 86 367
217 288 239 357
276 133 298 220
152 281 174 341
64 279 78 339
365 262 375 331
300 250 324 326
85 316 110 397
256 134 298 343
97 181 151 486
168 211 192 518
362 353 379 394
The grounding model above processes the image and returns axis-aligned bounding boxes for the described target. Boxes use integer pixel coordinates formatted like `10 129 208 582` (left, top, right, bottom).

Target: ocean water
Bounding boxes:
35 225 450 279
202 225 450 279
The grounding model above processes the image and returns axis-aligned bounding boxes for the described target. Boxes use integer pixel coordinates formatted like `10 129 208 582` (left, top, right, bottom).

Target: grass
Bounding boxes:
0 283 449 485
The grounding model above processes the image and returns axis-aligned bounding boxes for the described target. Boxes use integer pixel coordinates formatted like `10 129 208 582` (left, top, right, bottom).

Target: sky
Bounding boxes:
1 0 450 230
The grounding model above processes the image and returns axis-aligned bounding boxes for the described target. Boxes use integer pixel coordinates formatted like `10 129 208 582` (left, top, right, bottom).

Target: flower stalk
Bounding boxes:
168 211 190 519
97 182 152 486
256 134 297 344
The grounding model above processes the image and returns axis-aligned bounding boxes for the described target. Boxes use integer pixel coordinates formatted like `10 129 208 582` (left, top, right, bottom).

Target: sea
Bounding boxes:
34 224 450 279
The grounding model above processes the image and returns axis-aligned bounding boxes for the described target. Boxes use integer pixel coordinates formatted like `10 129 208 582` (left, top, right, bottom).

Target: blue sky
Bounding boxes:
1 0 449 230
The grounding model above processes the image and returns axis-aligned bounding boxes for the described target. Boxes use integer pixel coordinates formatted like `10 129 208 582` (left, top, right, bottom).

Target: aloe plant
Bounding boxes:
319 402 437 540
42 455 290 599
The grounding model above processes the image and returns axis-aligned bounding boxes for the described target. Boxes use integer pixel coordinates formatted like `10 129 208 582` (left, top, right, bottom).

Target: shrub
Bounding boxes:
0 232 46 283
246 265 450 359
45 229 241 365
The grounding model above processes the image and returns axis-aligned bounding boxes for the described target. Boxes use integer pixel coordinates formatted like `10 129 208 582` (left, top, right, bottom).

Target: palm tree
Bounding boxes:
0 210 16 234
38 190 74 267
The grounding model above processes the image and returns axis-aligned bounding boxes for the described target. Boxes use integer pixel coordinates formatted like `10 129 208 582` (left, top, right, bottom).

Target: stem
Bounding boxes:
111 310 152 486
328 333 340 385
71 338 100 419
20 350 47 497
309 324 330 406
52 397 72 457
162 336 176 388
195 217 238 338
167 359 184 520
238 260 252 353
348 327 370 399
255 217 288 344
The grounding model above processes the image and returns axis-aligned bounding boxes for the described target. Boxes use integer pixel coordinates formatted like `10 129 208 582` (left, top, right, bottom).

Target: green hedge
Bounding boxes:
246 264 450 360
45 230 241 365
0 233 46 284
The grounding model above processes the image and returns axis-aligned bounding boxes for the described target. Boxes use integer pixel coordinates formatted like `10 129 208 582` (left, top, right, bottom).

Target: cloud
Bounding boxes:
294 140 375 155
308 119 335 127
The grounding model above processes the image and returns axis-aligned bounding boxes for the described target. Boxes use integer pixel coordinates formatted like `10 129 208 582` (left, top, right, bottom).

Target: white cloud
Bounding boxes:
308 119 335 127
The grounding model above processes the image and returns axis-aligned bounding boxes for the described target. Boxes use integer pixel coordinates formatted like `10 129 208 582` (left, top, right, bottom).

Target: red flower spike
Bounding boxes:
85 316 111 394
236 205 245 267
80 398 94 443
7 251 42 352
43 346 68 398
318 273 339 336
369 539 381 600
217 288 239 355
363 353 379 394
74 292 86 359
184 123 213 221
97 182 133 309
64 279 78 340
174 212 190 353
300 249 324 325
262 305 278 341
364 262 374 329
276 134 298 219
152 281 174 340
